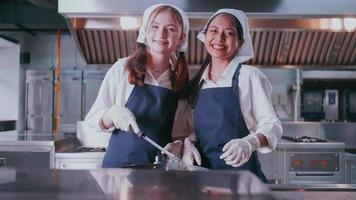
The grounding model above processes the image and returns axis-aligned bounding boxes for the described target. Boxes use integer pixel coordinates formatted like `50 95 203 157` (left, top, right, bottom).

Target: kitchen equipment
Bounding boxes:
324 90 339 121
74 147 106 152
259 136 345 184
25 70 54 131
345 153 356 184
344 90 356 121
301 90 324 121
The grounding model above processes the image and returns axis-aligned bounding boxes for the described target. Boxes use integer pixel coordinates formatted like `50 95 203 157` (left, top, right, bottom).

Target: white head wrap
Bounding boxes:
197 9 254 63
136 4 189 52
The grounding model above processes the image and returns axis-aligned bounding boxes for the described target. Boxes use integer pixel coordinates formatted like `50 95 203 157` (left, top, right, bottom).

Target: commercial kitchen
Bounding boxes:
0 0 356 199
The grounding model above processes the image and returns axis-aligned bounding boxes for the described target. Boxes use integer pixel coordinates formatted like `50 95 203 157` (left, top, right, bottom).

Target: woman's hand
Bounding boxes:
163 140 183 157
220 134 260 167
102 105 140 133
182 138 201 166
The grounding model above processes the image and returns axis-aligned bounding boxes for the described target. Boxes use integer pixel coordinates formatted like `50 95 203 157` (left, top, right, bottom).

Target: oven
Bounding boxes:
259 136 345 184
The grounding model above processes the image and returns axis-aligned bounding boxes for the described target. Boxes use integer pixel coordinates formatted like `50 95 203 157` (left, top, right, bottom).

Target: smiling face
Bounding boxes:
204 14 243 62
145 8 184 56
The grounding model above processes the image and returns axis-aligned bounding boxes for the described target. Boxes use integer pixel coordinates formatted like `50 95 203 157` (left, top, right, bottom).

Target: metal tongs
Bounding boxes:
137 131 176 158
137 131 187 170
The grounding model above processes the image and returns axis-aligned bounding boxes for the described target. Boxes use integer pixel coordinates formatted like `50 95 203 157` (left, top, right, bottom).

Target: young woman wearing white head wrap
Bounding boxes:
183 9 282 181
85 4 193 168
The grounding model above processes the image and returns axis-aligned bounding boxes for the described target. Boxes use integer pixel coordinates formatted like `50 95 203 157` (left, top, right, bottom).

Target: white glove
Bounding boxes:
182 138 201 166
102 105 140 133
220 134 260 167
163 140 183 157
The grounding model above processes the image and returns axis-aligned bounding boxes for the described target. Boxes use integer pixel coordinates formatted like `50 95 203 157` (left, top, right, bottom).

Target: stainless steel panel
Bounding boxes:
58 70 86 133
345 153 356 184
258 151 283 183
26 70 53 115
321 122 356 149
59 70 82 116
289 152 339 172
281 122 321 138
0 151 50 169
83 70 107 116
59 115 82 133
26 115 53 131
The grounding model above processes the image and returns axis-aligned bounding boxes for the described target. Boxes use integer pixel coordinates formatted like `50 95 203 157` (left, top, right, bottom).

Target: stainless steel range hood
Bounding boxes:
59 0 356 67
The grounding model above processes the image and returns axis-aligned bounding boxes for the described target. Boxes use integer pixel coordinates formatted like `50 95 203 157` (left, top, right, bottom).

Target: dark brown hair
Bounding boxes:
189 13 244 106
126 6 189 97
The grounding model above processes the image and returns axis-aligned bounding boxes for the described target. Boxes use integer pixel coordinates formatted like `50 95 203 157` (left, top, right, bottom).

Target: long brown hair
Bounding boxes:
126 6 189 97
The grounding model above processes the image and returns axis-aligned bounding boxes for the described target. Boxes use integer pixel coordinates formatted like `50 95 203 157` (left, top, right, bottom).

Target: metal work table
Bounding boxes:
0 130 77 146
0 168 273 200
0 131 78 169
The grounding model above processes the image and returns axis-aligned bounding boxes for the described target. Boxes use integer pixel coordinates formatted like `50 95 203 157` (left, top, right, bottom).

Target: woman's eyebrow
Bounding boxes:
152 21 177 27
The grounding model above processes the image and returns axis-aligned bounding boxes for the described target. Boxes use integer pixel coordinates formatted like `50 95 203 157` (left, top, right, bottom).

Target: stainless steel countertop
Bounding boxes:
0 130 76 147
276 139 345 149
0 168 273 200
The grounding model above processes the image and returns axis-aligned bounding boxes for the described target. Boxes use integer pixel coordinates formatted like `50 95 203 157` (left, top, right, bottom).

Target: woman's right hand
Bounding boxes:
182 138 201 166
102 105 140 133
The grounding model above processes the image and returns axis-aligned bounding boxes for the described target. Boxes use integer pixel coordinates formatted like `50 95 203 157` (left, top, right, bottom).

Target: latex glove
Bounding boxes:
182 138 201 166
220 134 260 167
102 105 140 133
163 140 183 157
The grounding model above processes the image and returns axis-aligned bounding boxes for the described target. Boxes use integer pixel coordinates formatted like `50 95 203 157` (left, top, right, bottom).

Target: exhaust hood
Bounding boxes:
59 0 356 67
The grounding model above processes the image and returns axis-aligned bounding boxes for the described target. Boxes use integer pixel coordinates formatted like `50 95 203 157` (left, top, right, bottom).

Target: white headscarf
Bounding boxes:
136 4 189 52
197 9 254 63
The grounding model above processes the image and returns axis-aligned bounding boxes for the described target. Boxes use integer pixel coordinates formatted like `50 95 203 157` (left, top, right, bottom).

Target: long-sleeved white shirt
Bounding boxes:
85 57 193 140
197 56 283 153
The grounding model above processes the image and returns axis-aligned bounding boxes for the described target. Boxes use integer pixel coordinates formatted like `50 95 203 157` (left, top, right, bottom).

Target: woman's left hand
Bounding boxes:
220 134 260 167
163 140 183 157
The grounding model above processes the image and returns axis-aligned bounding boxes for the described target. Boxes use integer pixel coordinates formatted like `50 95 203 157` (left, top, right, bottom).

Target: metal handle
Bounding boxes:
0 157 6 167
295 171 334 176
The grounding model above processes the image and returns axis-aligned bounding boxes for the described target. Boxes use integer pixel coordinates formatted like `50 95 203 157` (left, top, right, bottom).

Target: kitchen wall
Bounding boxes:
14 33 87 130
0 38 20 121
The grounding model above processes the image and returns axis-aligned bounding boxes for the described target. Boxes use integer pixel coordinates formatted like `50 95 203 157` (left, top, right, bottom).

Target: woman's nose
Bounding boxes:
216 32 226 41
157 27 168 38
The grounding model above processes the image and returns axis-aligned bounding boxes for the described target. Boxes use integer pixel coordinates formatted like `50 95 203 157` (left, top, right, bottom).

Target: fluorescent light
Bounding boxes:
120 17 139 30
330 18 342 31
343 18 356 31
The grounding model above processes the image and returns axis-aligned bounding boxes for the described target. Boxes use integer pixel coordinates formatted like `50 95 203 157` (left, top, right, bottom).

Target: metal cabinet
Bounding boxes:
82 70 107 117
55 153 104 170
59 70 82 133
0 145 54 169
25 70 53 131
345 153 356 184
25 69 107 133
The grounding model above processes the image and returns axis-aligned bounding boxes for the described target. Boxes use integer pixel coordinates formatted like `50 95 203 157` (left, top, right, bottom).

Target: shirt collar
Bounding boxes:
199 56 241 85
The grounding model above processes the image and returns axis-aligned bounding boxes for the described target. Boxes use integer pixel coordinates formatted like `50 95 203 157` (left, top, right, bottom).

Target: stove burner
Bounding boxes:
74 147 106 152
282 136 327 143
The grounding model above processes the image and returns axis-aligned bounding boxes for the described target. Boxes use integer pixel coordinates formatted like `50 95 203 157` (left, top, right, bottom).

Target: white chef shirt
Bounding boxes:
198 56 283 153
85 57 193 140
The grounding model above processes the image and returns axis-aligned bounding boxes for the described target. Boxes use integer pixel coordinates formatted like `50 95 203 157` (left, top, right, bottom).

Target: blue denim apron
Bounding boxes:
102 84 178 168
194 64 267 182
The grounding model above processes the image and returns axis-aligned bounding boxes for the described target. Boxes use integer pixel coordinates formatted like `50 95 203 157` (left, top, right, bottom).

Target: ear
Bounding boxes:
179 32 186 44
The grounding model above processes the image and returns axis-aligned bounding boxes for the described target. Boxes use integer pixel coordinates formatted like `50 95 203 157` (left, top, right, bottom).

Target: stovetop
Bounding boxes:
74 147 106 152
282 136 327 143
278 136 345 150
